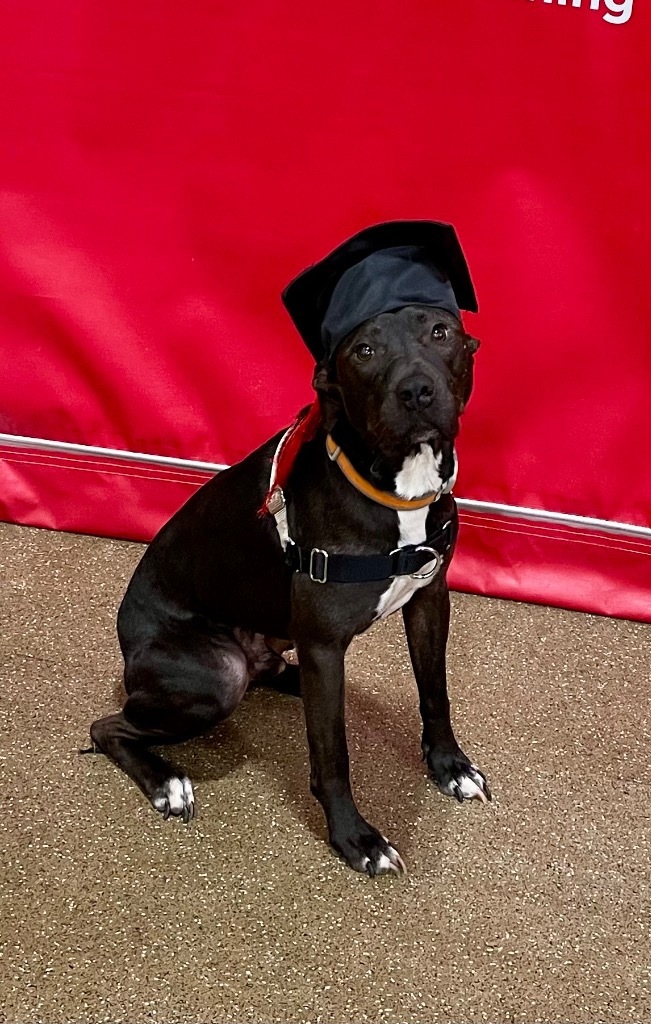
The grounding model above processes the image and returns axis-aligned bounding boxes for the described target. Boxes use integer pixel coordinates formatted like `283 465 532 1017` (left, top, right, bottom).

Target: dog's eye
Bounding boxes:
432 323 448 342
355 344 374 362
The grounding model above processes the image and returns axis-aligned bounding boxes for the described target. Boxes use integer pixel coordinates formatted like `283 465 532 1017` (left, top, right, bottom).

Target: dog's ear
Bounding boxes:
465 334 480 354
312 362 342 433
456 336 480 412
312 364 330 393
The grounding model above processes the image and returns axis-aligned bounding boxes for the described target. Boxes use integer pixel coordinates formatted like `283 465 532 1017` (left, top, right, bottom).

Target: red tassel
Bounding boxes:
259 401 322 516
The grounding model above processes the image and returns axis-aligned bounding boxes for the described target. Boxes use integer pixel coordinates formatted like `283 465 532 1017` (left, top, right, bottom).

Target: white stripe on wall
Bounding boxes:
457 499 650 541
0 432 229 473
1 432 650 541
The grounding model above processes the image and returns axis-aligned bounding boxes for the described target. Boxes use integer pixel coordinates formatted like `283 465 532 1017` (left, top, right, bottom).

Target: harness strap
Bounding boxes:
284 519 455 584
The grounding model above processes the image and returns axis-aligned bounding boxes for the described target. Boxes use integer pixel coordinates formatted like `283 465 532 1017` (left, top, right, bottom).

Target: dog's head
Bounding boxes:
283 221 479 486
315 304 479 482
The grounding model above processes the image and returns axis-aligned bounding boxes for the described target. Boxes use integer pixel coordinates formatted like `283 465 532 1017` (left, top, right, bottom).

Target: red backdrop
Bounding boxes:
1 0 649 620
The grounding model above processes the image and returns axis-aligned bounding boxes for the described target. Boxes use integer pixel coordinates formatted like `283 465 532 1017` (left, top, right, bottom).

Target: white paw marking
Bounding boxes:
442 766 489 804
456 772 487 802
166 777 185 813
181 778 194 808
361 847 406 875
384 846 407 874
153 776 194 815
376 853 392 872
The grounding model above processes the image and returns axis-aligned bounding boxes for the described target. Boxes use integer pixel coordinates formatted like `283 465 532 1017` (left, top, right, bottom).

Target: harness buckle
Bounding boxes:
411 546 442 579
309 548 329 583
390 545 442 580
267 486 286 516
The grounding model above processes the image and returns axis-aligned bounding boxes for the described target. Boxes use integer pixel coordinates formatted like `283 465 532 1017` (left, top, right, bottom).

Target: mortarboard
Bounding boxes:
282 220 478 363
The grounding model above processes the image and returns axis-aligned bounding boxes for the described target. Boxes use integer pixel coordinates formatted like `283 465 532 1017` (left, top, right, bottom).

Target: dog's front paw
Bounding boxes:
151 776 195 823
330 822 406 877
424 744 492 805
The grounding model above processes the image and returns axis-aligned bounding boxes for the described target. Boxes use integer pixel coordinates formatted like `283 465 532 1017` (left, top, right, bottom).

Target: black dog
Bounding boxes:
88 221 490 876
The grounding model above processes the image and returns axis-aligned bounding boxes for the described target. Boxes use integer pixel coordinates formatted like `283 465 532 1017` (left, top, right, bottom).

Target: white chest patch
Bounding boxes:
374 446 452 622
374 506 434 621
394 444 458 499
394 444 445 499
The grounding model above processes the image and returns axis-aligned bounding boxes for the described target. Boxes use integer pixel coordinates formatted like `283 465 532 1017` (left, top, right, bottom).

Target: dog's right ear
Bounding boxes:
312 364 330 393
312 363 342 433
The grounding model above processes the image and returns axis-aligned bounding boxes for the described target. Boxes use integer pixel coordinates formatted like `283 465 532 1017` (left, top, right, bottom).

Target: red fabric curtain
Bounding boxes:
1 0 649 620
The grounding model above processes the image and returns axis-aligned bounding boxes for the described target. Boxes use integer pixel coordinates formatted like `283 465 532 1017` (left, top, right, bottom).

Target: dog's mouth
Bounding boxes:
412 427 443 449
373 419 456 468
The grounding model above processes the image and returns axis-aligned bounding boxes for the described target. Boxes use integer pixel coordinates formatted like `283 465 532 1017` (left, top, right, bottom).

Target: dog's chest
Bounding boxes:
373 446 445 622
374 507 435 621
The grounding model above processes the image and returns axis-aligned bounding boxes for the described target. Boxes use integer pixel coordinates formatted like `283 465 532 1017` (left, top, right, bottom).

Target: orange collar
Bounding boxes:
326 434 441 511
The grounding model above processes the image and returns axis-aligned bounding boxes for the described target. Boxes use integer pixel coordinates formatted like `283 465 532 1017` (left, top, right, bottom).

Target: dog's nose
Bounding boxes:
397 375 434 411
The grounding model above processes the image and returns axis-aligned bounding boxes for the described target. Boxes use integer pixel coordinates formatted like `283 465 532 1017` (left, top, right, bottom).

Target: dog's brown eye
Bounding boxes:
432 323 448 342
355 344 374 362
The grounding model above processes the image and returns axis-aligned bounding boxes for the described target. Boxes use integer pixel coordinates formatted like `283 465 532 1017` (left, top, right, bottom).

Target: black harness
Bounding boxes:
284 517 455 584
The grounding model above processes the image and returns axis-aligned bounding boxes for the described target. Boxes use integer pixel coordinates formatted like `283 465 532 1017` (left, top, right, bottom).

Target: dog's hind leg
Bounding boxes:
88 710 200 821
88 630 249 820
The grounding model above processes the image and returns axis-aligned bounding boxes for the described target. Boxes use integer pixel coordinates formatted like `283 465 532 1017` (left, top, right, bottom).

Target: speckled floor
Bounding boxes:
0 521 649 1024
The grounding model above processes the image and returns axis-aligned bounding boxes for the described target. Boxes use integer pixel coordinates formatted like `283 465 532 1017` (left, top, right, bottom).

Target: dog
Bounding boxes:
87 220 491 876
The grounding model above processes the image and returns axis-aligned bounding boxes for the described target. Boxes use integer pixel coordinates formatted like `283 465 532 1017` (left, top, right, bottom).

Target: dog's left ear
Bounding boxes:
465 335 481 354
457 336 480 412
312 362 342 433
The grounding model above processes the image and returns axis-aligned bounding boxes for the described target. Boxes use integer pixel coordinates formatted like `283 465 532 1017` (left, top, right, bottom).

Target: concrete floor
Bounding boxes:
0 520 649 1023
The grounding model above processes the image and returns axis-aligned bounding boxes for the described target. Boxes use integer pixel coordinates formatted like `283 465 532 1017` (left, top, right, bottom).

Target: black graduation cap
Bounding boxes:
282 220 478 363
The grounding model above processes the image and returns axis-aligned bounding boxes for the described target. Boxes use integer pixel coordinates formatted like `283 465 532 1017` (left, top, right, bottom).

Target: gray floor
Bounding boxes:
1 521 649 1023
